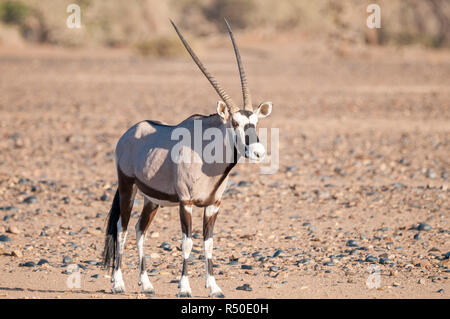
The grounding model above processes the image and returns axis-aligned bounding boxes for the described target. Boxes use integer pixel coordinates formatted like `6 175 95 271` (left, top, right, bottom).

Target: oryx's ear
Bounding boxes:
255 101 272 118
217 100 230 121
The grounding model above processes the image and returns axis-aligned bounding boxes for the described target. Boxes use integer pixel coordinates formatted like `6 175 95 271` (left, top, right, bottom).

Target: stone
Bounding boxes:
20 261 36 267
365 256 378 263
23 196 38 204
37 259 49 265
346 240 358 247
272 249 283 258
237 181 252 187
11 250 22 257
0 235 12 242
417 223 432 231
236 284 252 291
6 226 20 234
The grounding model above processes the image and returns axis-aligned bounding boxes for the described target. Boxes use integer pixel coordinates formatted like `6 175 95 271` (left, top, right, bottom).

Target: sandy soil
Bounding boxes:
0 38 449 299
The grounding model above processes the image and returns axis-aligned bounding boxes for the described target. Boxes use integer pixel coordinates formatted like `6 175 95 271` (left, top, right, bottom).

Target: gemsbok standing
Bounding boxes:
102 19 273 297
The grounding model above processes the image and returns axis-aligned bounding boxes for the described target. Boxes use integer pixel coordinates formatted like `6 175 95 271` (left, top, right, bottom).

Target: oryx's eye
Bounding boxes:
231 119 239 128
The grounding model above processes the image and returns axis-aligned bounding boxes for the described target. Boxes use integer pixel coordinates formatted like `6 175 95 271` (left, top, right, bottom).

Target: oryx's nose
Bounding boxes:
248 143 266 161
253 149 265 160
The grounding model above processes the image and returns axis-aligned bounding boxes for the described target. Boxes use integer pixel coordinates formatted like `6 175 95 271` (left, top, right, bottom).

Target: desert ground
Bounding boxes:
0 35 448 298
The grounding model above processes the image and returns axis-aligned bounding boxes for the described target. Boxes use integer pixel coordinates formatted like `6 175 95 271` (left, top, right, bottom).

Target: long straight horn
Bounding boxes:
224 18 252 111
170 20 239 113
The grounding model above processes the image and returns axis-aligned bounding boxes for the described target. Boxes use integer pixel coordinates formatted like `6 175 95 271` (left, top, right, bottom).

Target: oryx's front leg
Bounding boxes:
177 201 193 297
135 198 158 294
203 201 224 298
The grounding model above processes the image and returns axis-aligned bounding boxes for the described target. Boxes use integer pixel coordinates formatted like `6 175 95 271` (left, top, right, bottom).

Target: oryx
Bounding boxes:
102 19 273 298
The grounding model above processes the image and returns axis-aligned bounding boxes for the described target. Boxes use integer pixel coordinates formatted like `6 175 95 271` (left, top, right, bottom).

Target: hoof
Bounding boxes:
177 291 192 298
142 288 155 295
111 286 125 294
210 291 225 298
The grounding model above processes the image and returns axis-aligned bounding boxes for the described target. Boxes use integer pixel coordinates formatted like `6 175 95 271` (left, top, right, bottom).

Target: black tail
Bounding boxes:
102 189 120 271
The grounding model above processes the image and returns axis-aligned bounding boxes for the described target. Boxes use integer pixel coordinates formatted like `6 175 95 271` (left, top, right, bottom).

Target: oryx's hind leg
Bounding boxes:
177 201 193 297
111 169 136 293
135 197 159 294
203 202 224 298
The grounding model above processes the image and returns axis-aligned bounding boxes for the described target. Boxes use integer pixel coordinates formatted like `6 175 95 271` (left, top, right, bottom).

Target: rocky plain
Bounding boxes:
0 37 448 298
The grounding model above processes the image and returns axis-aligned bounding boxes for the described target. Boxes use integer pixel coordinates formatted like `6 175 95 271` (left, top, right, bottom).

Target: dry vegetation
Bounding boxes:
0 0 449 54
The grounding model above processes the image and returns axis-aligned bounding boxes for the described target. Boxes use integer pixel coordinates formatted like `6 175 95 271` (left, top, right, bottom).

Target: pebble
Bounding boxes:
18 178 30 184
365 256 378 263
236 284 252 291
413 233 421 240
237 181 252 187
0 235 12 242
272 249 283 258
269 266 279 272
297 258 310 265
425 169 437 179
241 265 253 270
160 242 171 249
78 264 87 270
417 223 432 231
6 226 20 234
23 196 38 204
0 206 18 211
323 261 335 266
62 256 73 264
346 240 358 247
37 259 49 265
151 232 160 238
20 261 36 267
11 250 22 257
91 274 99 278
437 289 444 293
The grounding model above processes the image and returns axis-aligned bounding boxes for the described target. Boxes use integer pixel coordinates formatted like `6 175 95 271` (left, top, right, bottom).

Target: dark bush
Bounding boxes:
0 1 28 25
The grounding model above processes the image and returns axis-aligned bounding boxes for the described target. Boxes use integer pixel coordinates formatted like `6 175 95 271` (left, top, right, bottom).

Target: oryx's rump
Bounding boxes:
115 114 236 207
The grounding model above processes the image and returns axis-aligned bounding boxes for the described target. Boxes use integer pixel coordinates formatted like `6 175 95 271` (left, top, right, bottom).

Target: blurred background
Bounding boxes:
0 0 449 54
